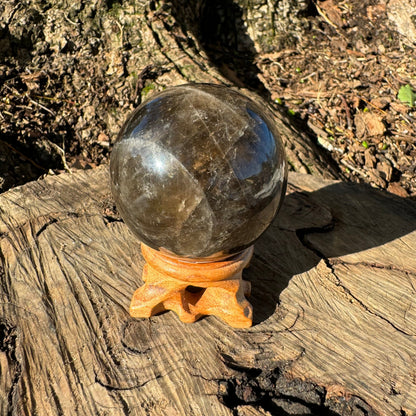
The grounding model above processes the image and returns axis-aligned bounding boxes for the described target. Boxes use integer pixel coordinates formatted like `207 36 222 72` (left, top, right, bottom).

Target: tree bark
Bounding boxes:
1 167 416 415
0 0 341 181
153 0 340 178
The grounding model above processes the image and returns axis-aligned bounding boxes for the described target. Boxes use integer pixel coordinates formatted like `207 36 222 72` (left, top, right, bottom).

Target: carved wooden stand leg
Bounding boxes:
130 244 254 328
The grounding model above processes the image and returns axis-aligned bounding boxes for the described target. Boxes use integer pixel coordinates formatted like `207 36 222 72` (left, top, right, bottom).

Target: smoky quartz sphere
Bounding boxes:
110 84 287 261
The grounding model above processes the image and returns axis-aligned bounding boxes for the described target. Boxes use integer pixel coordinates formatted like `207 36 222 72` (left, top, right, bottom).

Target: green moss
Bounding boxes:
141 83 156 97
107 2 122 17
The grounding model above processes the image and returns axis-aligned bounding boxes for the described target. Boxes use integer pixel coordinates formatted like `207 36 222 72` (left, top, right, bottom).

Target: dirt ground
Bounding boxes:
0 0 415 198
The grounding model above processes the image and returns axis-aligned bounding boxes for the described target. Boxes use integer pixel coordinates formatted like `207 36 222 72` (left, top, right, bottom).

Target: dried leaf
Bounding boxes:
377 161 393 182
364 149 376 168
317 0 344 28
387 182 409 198
354 112 386 138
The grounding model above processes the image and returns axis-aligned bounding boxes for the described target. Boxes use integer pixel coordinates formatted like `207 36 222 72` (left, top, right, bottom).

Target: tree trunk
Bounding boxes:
2 0 415 190
0 0 341 184
1 166 416 415
152 0 340 178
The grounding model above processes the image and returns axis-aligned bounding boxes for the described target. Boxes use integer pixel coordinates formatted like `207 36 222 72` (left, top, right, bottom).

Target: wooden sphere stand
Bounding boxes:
129 244 254 328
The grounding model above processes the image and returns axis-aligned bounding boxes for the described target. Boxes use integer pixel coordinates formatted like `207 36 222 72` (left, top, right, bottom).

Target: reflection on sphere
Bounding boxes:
110 84 287 261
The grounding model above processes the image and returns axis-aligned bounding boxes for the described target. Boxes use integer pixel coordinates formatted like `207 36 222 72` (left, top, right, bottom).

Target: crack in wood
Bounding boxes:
295 217 416 337
330 258 416 279
35 217 58 237
94 366 182 391
0 211 87 242
329 265 416 338
0 319 22 416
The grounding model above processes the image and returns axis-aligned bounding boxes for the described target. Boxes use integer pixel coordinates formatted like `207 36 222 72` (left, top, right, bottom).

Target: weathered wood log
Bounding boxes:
1 167 416 415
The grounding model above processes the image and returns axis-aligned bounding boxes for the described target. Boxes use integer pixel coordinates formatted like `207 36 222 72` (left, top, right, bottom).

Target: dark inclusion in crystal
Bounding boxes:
110 84 287 261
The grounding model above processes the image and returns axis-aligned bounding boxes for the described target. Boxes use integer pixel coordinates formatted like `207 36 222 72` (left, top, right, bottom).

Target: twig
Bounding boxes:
314 1 338 29
390 132 416 143
49 141 72 173
115 20 124 47
339 95 352 129
28 97 56 116
300 72 316 83
358 95 388 115
340 158 368 178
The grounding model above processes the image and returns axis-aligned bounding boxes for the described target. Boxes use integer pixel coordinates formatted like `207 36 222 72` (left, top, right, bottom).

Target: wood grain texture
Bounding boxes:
1 167 416 415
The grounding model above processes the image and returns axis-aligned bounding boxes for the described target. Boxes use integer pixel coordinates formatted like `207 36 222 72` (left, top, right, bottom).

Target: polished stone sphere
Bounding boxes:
110 84 287 261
